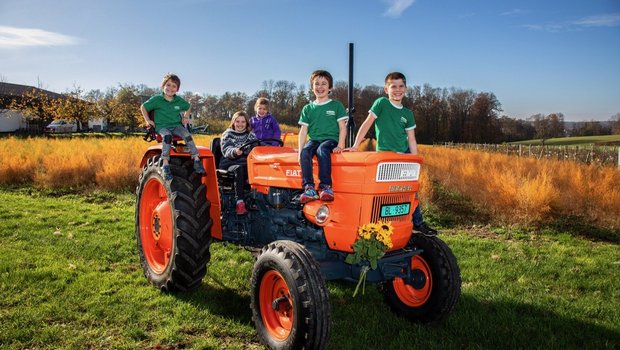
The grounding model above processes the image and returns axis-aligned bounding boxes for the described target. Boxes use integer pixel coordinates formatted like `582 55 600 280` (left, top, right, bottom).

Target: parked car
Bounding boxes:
44 120 77 133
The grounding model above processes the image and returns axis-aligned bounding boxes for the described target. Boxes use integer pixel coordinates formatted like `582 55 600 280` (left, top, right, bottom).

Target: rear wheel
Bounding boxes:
382 234 461 323
135 156 212 291
251 241 330 350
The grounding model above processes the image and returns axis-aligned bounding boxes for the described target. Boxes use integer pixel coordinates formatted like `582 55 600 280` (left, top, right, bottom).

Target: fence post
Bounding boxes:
618 147 620 169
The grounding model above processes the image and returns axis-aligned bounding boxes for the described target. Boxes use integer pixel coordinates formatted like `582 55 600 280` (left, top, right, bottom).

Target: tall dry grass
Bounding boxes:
419 145 620 230
1 137 617 231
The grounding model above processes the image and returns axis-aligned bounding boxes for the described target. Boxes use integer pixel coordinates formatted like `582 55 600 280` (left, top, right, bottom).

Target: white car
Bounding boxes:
44 120 77 133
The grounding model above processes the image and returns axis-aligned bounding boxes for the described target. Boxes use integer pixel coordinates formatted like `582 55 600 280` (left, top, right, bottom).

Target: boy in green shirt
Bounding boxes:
298 70 348 203
140 73 205 181
348 72 437 236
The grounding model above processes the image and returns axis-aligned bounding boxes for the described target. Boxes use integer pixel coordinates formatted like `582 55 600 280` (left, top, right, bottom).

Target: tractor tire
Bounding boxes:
382 234 461 323
250 240 331 350
135 156 212 292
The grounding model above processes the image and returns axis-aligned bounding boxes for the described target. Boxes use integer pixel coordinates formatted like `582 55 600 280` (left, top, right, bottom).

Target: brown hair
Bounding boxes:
228 111 252 132
310 70 334 89
384 72 407 86
254 97 270 112
161 73 181 89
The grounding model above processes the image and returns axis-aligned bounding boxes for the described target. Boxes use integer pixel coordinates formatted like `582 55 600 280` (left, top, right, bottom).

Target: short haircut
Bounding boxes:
385 72 407 86
161 73 181 89
254 97 270 111
310 70 334 89
228 111 252 131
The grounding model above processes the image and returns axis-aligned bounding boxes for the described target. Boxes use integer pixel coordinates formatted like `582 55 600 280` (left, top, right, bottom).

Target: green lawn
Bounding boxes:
1 189 618 349
510 134 620 146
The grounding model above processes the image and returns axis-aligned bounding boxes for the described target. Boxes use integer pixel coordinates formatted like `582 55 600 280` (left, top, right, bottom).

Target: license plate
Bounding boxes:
380 203 410 217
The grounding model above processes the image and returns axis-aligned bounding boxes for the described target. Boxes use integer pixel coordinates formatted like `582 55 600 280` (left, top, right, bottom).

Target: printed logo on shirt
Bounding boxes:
400 116 407 125
326 110 336 116
174 106 180 110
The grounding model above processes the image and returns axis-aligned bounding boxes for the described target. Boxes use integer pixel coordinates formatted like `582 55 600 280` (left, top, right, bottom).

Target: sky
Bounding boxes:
1 0 619 121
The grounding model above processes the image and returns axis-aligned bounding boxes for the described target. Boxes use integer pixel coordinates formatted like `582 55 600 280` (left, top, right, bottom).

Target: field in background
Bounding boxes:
0 136 618 237
509 134 620 146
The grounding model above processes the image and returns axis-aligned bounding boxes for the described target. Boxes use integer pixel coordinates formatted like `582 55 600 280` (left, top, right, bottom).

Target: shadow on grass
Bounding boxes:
173 275 253 325
328 291 619 350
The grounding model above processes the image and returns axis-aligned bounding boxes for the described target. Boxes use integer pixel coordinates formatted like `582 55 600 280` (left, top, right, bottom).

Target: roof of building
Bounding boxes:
0 82 65 100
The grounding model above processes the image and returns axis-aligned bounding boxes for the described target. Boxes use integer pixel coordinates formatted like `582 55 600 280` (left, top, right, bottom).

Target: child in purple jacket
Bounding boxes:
250 97 281 145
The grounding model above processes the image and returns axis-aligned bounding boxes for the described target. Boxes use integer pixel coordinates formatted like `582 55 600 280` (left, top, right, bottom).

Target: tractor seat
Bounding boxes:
210 137 236 187
147 110 184 143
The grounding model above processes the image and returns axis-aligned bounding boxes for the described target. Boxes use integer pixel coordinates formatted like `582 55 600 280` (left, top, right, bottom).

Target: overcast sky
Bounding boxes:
1 0 619 121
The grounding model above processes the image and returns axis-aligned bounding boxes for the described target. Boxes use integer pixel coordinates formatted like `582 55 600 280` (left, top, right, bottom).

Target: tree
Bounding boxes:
48 86 95 129
610 113 620 135
447 89 475 143
8 88 54 125
110 85 142 130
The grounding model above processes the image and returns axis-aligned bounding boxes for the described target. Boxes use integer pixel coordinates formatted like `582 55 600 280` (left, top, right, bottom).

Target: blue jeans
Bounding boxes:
158 126 199 161
300 139 338 189
412 192 424 226
400 148 425 226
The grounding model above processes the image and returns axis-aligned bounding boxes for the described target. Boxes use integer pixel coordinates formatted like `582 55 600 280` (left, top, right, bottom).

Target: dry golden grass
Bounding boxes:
1 137 617 231
419 145 620 230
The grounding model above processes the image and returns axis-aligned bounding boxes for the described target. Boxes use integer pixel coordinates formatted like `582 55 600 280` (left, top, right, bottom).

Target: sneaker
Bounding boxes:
299 185 319 204
162 165 173 181
235 201 247 215
415 222 438 237
319 186 334 201
193 159 205 174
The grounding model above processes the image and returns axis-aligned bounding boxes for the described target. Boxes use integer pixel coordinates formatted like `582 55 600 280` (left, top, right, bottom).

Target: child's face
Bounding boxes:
233 116 247 132
256 105 268 117
163 80 179 97
385 78 406 104
312 76 330 100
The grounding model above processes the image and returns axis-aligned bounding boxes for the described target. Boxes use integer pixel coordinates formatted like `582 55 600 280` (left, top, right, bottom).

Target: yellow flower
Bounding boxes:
345 220 396 297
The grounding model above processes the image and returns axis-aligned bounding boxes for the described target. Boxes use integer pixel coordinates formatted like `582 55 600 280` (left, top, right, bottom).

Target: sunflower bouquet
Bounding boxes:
345 221 394 296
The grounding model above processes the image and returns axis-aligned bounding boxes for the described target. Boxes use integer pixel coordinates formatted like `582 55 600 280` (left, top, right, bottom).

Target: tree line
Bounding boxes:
5 80 620 142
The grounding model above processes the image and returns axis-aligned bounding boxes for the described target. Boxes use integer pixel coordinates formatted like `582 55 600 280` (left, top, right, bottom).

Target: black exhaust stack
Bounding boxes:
346 42 356 147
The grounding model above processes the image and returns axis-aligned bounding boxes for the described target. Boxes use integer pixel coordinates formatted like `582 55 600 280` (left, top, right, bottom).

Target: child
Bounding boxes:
298 70 348 203
250 97 281 145
348 72 437 236
140 73 205 181
220 111 258 215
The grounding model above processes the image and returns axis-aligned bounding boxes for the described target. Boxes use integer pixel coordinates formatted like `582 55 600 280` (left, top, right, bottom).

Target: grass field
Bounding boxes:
510 134 620 146
1 188 619 349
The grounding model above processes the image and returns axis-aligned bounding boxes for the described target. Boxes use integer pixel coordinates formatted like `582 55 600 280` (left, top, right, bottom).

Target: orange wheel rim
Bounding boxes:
139 177 173 273
259 270 293 341
393 256 433 307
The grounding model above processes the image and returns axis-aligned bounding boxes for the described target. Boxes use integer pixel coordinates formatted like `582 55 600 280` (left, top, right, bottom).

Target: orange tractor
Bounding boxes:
135 136 461 349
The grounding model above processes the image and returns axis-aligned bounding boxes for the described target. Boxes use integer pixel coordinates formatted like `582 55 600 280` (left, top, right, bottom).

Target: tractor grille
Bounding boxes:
376 162 420 182
370 194 413 223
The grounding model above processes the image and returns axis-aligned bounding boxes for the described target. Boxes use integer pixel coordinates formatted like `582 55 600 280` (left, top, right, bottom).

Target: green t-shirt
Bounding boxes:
298 100 348 141
142 93 190 132
369 97 416 152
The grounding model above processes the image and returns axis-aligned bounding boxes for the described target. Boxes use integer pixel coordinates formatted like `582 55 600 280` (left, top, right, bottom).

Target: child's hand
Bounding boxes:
182 116 189 126
344 146 358 152
234 148 243 156
332 146 343 153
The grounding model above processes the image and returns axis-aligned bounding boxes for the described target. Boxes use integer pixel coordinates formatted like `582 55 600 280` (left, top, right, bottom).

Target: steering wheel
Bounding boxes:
238 138 284 152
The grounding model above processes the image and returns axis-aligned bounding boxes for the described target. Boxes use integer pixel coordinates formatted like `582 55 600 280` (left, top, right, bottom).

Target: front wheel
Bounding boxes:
382 234 461 323
250 241 330 350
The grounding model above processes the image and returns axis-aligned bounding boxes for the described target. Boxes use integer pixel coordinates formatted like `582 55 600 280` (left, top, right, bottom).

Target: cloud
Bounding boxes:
383 0 415 18
522 12 620 33
573 13 620 27
0 26 81 49
501 9 528 16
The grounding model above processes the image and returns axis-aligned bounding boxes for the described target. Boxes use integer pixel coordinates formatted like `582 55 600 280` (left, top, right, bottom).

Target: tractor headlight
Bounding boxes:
315 205 330 225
